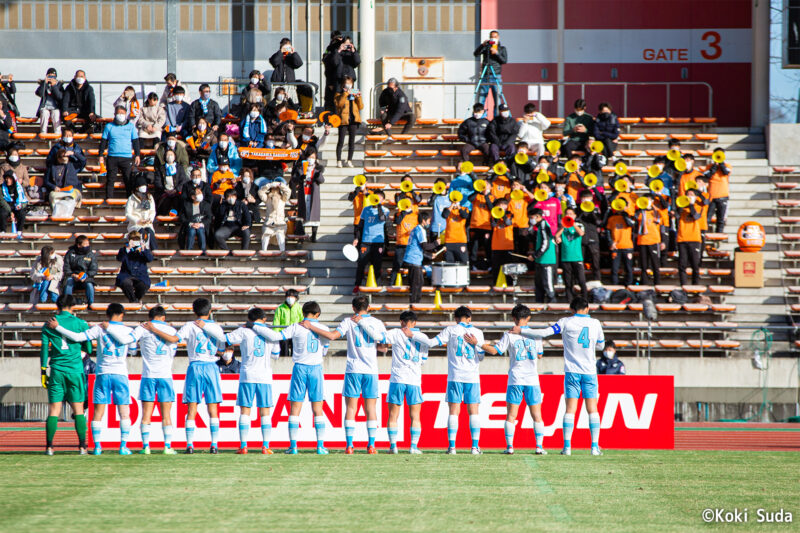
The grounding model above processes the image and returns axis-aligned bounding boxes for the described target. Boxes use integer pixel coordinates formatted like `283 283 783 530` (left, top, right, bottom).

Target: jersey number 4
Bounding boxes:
455 337 476 359
577 327 590 348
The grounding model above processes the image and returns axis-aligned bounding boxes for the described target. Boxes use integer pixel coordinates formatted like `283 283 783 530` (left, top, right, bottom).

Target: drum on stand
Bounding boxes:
432 263 470 287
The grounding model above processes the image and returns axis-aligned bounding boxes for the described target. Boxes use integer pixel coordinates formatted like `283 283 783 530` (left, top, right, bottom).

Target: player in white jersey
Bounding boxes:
416 306 486 455
199 307 280 455
48 303 136 455
472 304 550 455
124 306 180 455
517 296 605 456
176 298 225 454
301 296 387 454
250 301 331 455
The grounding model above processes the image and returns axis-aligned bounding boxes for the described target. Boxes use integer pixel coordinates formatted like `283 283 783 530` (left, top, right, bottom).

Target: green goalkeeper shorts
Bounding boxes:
48 370 87 404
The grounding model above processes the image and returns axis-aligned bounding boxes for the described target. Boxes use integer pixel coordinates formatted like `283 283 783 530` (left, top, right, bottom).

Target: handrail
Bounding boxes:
370 80 713 120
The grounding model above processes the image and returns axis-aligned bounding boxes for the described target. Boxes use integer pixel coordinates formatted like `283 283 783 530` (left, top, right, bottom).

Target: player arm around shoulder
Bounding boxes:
300 317 341 341
194 318 227 345
464 332 498 356
249 320 287 343
143 320 179 344
47 316 96 343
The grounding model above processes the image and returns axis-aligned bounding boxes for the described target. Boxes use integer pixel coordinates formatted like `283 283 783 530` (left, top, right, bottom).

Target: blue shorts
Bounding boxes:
386 382 423 406
446 381 481 404
288 363 324 403
183 362 222 404
93 374 131 405
343 372 379 399
237 382 274 409
506 385 542 406
564 372 599 399
139 377 175 403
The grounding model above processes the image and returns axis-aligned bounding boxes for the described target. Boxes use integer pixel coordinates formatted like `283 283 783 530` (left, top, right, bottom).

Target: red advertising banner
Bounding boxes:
88 374 674 449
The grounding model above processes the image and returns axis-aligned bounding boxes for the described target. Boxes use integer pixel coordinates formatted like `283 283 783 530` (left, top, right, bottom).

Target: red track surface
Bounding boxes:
2 421 799 452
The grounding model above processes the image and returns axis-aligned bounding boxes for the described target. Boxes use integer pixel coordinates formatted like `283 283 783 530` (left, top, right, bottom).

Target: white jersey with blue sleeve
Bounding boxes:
225 326 280 384
252 321 330 366
132 321 178 379
430 323 485 383
337 315 387 375
57 322 136 376
177 320 224 363
386 328 429 386
494 330 542 387
548 314 605 374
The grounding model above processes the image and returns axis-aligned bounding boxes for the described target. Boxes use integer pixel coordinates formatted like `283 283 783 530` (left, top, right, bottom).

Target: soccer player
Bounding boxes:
417 306 486 455
198 307 280 455
176 298 225 454
515 296 605 456
40 294 92 455
127 306 180 454
302 296 387 454
249 301 331 454
48 303 137 455
470 304 548 455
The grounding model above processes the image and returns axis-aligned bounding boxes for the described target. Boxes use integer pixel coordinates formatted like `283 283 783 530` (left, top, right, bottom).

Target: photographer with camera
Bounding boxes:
35 68 64 135
474 30 507 117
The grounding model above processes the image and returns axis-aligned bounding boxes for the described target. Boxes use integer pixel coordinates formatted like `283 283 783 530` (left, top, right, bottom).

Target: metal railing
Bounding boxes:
371 80 713 120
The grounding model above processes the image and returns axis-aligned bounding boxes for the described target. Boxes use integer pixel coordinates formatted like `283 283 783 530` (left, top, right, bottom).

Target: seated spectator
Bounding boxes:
181 186 212 253
292 152 324 242
61 70 96 133
237 70 270 119
295 124 330 159
62 234 98 305
216 349 241 374
30 245 63 304
210 161 236 199
207 133 242 177
2 147 34 201
154 148 188 215
0 72 17 120
264 87 298 121
136 92 166 148
379 78 415 137
259 177 291 252
186 117 218 165
44 149 82 216
36 67 63 135
181 167 212 208
125 177 157 250
0 99 13 152
46 125 86 173
458 103 491 165
266 105 298 149
597 341 626 374
562 99 594 158
240 104 269 147
159 73 187 106
488 104 520 163
98 105 141 198
156 131 189 168
113 86 141 126
236 168 261 225
214 188 252 251
593 102 619 160
517 103 551 157
269 38 303 83
334 76 363 168
115 230 153 303
190 84 222 132
164 86 190 137
0 169 27 232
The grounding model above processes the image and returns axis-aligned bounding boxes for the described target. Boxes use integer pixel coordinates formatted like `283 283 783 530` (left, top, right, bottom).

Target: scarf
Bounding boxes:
200 98 209 115
129 98 140 118
2 180 26 207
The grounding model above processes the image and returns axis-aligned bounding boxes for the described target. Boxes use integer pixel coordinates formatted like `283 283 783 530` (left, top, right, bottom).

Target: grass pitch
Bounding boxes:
0 449 796 532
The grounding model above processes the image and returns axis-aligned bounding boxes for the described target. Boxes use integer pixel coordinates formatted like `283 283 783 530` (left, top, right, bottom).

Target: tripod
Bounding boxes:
473 64 507 114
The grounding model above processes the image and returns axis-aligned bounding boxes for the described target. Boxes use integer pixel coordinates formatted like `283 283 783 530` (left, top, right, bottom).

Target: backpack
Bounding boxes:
589 287 611 303
637 289 657 303
669 289 689 304
610 288 635 304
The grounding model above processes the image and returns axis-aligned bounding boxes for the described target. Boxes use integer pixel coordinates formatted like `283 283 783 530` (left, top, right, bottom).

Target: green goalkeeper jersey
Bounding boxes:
40 311 92 373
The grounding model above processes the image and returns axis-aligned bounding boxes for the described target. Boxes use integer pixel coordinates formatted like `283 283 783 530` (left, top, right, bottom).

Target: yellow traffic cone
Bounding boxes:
366 265 378 288
394 272 403 287
495 269 508 288
433 289 442 310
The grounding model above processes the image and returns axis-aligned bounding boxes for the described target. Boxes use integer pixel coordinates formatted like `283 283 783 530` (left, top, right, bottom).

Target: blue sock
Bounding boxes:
447 415 458 448
91 421 102 449
344 419 355 447
288 416 299 448
238 415 249 448
314 416 326 448
185 419 195 447
120 418 131 448
367 419 377 447
261 416 271 448
209 418 220 447
388 427 398 448
410 426 421 448
140 423 150 447
589 413 600 448
563 413 575 448
469 415 480 448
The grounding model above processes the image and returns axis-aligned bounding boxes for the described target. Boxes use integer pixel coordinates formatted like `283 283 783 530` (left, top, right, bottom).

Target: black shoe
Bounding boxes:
209 446 218 454
185 446 194 454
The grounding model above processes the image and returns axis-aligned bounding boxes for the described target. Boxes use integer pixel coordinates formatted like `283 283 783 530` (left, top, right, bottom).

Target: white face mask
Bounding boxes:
167 140 176 149
115 113 126 123
129 240 141 248
220 167 230 174
266 140 275 148
195 193 204 203
227 197 236 205
276 94 285 102
198 124 207 132
249 111 260 119
8 155 19 163
62 137 73 145
201 92 210 100
500 111 510 118
301 134 311 142
138 185 147 194
243 176 251 184
219 141 229 150
344 84 352 91
250 77 260 85
193 177 201 185
604 350 615 359
75 77 85 85
575 110 585 116
166 156 175 164
473 113 483 120
286 297 297 306
221 352 233 362
174 95 184 103
307 159 316 168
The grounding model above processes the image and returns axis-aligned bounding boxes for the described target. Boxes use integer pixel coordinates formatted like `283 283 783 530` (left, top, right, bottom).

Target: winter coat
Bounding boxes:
46 142 86 172
116 246 153 288
292 162 324 223
458 117 490 145
517 113 552 147
44 162 81 194
269 50 304 83
334 91 363 126
258 181 291 226
0 161 30 189
124 192 156 232
62 81 96 117
137 104 166 140
206 142 242 177
488 115 520 146
190 98 223 129
593 112 620 141
35 80 64 114
155 140 190 168
63 244 99 281
214 199 252 229
154 162 189 196
473 41 508 73
30 254 64 302
378 87 412 124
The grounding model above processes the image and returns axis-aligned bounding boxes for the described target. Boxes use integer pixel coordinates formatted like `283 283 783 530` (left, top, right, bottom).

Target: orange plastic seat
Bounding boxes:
441 118 462 125
365 134 388 142
389 150 412 157
416 166 438 173
441 134 459 141
619 117 641 124
618 134 640 141
415 150 439 157
658 340 685 348
644 134 667 141
642 117 666 124
667 117 690 124
693 117 716 124
715 340 740 349
364 166 387 173
416 119 438 125
12 133 36 140
695 133 718 141
415 134 438 141
358 286 384 293
669 133 692 141
365 150 388 157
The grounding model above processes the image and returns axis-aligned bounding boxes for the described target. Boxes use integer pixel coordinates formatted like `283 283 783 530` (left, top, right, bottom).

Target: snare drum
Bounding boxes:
503 263 528 276
432 263 470 287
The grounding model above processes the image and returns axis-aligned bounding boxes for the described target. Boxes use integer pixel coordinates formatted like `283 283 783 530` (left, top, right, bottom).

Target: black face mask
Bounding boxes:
598 112 610 121
77 245 90 254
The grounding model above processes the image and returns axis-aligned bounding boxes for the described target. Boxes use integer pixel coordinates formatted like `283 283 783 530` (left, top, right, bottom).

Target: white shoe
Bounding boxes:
336 160 343 168
535 448 548 455
409 447 423 454
560 447 571 456
503 447 514 455
471 447 483 455
591 446 603 456
446 447 457 455
389 446 399 454
345 160 354 168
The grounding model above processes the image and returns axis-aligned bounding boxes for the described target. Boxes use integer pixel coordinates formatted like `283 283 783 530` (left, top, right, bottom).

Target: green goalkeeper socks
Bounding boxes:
46 416 58 447
74 414 87 448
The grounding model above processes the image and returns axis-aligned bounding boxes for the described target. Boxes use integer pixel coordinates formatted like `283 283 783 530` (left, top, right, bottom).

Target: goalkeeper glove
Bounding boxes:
41 367 48 388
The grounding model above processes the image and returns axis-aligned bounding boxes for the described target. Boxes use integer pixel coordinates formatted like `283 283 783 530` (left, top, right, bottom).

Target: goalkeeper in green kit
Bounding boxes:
41 294 92 455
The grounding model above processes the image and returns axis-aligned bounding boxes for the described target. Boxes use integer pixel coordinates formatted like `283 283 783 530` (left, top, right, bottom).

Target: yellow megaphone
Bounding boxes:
546 140 561 155
510 189 525 201
536 170 550 184
676 195 690 208
580 200 595 213
534 189 548 202
460 161 474 174
636 196 651 210
685 179 697 191
493 161 508 175
648 165 661 179
397 198 412 211
491 206 506 219
473 179 487 193
584 173 598 187
353 174 367 187
449 190 463 203
367 193 381 206
514 152 529 165
712 150 726 164
614 179 629 193
614 161 628 176
565 160 579 173
674 158 687 172
400 180 414 193
611 198 627 211
649 179 664 193
590 140 604 154
667 149 681 161
433 181 447 195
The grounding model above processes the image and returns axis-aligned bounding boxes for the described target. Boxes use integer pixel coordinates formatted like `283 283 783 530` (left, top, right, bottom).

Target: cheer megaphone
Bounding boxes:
674 158 687 172
449 190 463 203
510 189 525 201
611 198 627 211
534 189 548 202
493 161 508 175
400 180 414 193
685 179 697 191
580 200 595 213
565 160 579 173
536 170 550 184
397 198 412 211
562 215 575 228
473 179 487 193
514 152 529 165
649 179 664 194
367 193 381 206
636 196 651 210
676 195 690 208
648 165 661 179
614 179 629 193
614 161 628 176
279 109 299 122
590 140 604 154
583 173 598 187
712 150 726 164
460 161 474 174
491 206 506 219
667 149 681 161
546 139 561 155
433 181 447 195
353 174 367 187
